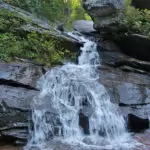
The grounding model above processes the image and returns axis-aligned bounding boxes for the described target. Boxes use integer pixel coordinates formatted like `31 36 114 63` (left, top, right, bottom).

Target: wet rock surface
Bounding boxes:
135 130 150 150
99 39 150 132
0 61 44 145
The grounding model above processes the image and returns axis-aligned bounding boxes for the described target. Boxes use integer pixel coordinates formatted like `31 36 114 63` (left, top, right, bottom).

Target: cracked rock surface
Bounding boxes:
0 61 44 145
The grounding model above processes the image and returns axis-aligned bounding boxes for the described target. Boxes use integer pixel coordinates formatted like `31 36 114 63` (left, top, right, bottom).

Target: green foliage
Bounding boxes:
0 31 76 65
118 0 150 38
0 8 76 66
39 0 68 22
38 0 91 28
0 33 19 61
2 0 41 13
0 0 88 65
2 0 91 27
67 0 91 29
0 8 26 32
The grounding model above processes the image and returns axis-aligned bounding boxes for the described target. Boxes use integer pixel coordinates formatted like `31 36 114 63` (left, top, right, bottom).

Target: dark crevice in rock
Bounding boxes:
0 134 27 146
128 114 149 132
0 79 39 91
79 112 90 135
118 66 147 74
114 60 150 73
117 34 150 62
103 59 150 74
119 103 150 107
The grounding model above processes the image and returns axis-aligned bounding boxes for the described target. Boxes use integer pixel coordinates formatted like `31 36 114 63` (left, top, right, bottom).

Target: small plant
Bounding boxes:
117 0 150 38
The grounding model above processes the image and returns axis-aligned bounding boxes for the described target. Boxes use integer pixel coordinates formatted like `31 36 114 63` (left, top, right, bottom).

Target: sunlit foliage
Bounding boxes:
0 8 76 65
117 0 150 38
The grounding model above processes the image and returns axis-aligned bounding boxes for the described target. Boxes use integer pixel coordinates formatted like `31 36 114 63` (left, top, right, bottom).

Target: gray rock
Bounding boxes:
99 39 150 73
99 53 150 121
0 85 38 110
145 88 150 103
118 83 143 105
0 61 43 145
82 0 124 31
0 62 43 89
73 20 96 34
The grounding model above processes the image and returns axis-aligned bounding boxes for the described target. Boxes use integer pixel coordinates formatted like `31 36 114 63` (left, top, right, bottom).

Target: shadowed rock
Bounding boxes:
128 114 149 132
132 0 150 10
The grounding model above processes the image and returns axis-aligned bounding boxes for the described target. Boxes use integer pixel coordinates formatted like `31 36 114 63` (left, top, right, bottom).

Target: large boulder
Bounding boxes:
73 20 96 35
82 0 124 31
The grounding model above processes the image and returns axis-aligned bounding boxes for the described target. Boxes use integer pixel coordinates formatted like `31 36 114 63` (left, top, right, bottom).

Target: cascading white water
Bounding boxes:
26 33 136 150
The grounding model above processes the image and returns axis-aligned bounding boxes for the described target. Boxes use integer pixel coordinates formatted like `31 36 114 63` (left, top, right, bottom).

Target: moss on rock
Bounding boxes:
0 7 76 66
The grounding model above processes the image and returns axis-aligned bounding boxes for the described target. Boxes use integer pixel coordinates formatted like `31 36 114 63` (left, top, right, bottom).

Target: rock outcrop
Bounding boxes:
73 20 96 35
82 0 124 31
82 1 150 62
0 61 44 145
99 39 150 130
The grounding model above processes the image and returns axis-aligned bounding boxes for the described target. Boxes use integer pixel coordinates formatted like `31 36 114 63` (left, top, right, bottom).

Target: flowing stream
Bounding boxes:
25 33 136 150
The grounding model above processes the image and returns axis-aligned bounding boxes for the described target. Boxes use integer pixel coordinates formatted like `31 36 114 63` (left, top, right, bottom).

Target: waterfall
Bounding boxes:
25 33 136 150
